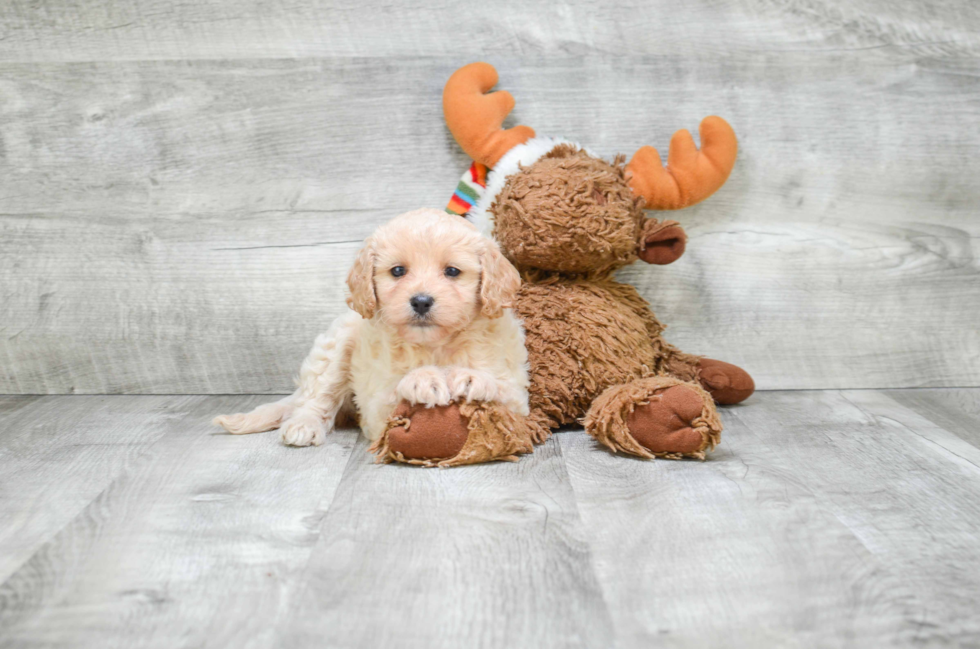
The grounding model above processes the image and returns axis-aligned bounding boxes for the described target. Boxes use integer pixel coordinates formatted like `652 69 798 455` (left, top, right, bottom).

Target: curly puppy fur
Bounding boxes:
214 208 533 458
486 146 724 458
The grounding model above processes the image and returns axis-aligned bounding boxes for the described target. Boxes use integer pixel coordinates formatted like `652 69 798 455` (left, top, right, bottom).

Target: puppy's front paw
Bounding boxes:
396 366 452 407
447 368 499 403
279 411 327 447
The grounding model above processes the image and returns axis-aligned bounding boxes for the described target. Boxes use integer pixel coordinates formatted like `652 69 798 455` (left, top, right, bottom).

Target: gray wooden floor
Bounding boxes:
1 389 978 648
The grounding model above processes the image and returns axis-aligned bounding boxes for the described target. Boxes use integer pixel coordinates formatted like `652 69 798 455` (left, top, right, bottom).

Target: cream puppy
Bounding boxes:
214 208 529 447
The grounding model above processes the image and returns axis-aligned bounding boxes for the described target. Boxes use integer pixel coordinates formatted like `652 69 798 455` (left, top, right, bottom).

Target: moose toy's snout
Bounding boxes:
638 220 687 266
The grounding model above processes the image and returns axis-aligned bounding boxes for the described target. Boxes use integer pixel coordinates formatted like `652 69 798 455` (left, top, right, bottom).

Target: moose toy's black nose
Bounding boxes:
410 294 434 316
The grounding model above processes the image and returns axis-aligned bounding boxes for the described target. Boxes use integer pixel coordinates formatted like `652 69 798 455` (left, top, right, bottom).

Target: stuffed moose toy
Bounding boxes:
374 62 754 466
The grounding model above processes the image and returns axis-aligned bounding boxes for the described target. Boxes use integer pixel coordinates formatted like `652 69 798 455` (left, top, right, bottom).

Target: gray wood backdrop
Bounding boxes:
1 0 978 394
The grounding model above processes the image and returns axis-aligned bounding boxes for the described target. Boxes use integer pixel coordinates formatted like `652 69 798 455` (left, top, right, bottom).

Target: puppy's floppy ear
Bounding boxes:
346 238 377 319
479 238 521 319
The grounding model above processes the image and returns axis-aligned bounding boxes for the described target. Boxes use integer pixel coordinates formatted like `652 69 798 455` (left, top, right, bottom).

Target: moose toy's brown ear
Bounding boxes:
627 116 737 211
638 219 687 265
479 239 521 318
443 62 535 168
346 239 377 319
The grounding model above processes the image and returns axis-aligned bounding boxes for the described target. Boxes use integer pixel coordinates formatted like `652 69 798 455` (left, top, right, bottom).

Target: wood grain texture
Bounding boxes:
0 0 977 62
885 388 980 449
277 437 614 649
3 392 980 647
1 1 979 393
0 395 179 583
728 391 980 646
560 389 980 647
0 395 359 648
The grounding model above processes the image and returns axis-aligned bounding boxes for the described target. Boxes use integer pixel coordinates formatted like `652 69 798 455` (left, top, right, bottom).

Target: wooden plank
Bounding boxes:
885 388 980 449
277 436 614 649
0 0 977 62
0 395 183 583
2 54 978 393
0 58 464 394
0 395 359 648
731 391 980 644
0 395 41 421
557 412 919 647
2 390 980 646
559 390 980 647
0 210 370 394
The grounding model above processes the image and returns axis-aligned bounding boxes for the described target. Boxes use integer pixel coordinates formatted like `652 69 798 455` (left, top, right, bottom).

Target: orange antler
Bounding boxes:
626 116 738 210
443 62 535 168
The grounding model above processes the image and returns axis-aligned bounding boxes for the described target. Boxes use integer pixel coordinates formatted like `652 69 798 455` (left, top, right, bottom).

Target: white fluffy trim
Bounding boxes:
467 136 590 237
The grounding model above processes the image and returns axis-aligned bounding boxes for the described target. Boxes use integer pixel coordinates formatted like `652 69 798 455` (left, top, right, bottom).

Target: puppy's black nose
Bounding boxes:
410 294 434 315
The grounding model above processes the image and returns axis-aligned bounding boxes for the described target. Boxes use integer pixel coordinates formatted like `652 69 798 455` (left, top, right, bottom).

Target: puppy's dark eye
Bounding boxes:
444 266 461 278
390 266 407 278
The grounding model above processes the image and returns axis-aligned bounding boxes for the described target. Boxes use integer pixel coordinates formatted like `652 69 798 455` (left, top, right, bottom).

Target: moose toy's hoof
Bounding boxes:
585 376 722 460
372 400 536 467
626 385 707 455
384 401 470 461
697 359 755 405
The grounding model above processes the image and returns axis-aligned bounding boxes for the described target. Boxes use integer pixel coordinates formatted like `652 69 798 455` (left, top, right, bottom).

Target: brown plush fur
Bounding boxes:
439 62 750 461
516 276 701 430
377 145 752 463
494 148 643 275
490 146 734 459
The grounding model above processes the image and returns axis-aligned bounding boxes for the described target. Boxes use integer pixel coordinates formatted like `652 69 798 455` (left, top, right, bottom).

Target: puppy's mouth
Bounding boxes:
409 316 437 328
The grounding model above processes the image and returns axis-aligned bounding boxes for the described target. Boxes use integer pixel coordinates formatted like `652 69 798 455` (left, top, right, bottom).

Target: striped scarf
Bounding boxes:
445 161 488 217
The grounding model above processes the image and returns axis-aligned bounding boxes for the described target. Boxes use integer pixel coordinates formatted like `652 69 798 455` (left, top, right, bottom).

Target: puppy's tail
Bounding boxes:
213 393 296 435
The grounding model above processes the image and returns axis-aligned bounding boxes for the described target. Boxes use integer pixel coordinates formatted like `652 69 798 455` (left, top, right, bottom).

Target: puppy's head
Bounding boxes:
346 208 520 345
